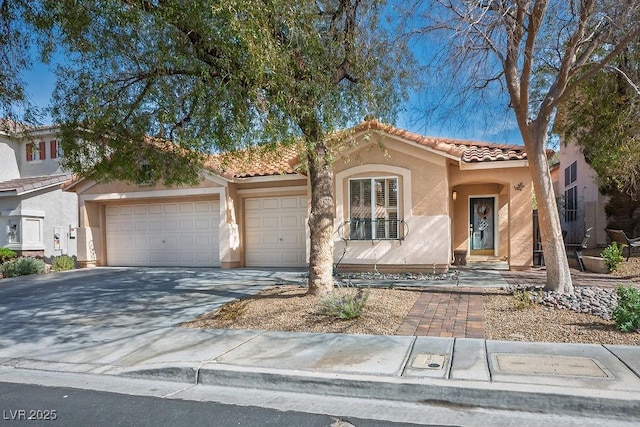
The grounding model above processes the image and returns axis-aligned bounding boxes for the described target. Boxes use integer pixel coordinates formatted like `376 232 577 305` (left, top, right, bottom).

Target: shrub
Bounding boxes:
320 283 370 320
512 289 541 310
601 242 624 272
0 257 46 278
52 255 75 271
612 285 640 332
0 247 17 264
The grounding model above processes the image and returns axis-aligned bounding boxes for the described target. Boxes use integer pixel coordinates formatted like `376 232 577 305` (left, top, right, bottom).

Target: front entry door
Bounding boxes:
470 197 495 255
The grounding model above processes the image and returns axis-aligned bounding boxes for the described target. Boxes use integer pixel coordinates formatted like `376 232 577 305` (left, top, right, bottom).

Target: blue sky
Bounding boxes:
23 51 524 146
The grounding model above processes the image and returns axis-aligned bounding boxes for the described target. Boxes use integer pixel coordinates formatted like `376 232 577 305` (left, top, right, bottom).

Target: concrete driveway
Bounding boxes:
0 267 305 345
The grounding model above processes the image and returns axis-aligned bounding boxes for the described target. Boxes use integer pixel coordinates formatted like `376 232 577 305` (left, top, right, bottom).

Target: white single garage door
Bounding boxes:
106 200 220 267
245 196 307 267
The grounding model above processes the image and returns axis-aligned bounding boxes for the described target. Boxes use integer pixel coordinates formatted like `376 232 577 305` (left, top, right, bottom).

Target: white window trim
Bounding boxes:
335 164 411 227
348 175 400 240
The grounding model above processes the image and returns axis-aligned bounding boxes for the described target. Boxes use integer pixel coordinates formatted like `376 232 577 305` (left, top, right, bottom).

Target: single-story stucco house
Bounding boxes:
65 120 534 272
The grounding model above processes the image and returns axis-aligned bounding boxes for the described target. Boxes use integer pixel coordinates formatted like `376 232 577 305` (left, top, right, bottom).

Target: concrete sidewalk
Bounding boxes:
1 267 639 422
1 324 639 421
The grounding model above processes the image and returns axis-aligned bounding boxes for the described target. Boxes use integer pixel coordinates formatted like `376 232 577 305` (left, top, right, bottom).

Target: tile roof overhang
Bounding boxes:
206 143 304 179
0 174 74 197
210 121 532 179
353 120 530 164
63 120 534 187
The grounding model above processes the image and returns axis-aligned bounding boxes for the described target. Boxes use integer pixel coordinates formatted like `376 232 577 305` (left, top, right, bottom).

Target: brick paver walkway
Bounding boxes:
395 287 485 338
394 269 638 339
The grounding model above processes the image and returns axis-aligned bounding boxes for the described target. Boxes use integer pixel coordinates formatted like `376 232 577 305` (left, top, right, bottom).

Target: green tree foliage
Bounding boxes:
0 1 54 123
44 0 411 293
558 45 640 199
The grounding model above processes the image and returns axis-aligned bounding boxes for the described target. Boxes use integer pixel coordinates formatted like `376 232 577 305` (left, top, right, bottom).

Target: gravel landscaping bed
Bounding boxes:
181 269 640 345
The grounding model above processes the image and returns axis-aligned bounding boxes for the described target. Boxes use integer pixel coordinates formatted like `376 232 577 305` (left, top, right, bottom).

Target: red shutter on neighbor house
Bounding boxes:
26 143 33 161
39 141 46 160
50 140 57 159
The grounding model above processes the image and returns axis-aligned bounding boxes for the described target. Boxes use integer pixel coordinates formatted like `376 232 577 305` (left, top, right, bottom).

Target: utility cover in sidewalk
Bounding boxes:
494 354 609 378
412 353 446 370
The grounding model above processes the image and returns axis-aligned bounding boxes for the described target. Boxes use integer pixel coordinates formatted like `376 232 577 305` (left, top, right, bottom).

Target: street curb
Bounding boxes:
119 363 640 421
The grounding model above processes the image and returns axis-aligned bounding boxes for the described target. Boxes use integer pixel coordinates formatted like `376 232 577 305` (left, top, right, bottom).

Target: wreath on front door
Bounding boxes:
476 202 491 218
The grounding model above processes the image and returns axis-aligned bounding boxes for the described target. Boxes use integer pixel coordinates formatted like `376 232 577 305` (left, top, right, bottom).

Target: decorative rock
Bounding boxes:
505 284 619 321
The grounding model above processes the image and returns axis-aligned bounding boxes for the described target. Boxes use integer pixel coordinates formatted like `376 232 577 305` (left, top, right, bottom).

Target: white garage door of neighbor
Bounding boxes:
245 196 307 267
106 201 220 267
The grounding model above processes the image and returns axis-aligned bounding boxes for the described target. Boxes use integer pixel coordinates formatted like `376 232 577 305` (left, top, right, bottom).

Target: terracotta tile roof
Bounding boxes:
0 174 73 195
63 121 531 184
206 143 303 178
355 120 528 163
207 120 530 178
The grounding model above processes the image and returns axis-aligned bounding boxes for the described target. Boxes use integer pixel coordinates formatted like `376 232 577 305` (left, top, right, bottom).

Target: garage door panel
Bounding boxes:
280 215 299 228
179 203 194 213
280 232 299 245
194 218 210 230
245 217 261 229
179 219 193 231
148 252 163 263
133 221 147 232
245 199 261 210
163 204 178 214
134 205 147 215
262 199 279 209
244 196 307 267
262 233 281 246
133 235 148 249
280 197 298 209
262 216 279 228
195 235 211 248
246 251 279 264
148 204 162 214
106 200 219 267
195 201 210 212
148 221 162 231
163 220 178 231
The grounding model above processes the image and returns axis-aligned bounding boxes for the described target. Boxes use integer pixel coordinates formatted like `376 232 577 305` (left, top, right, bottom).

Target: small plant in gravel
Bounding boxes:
601 243 624 272
512 289 541 310
612 285 640 332
320 283 370 320
0 257 46 278
215 299 246 321
0 248 17 264
52 255 75 271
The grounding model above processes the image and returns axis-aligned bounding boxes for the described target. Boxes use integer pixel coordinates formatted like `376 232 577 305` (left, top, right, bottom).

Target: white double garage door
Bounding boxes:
105 196 307 267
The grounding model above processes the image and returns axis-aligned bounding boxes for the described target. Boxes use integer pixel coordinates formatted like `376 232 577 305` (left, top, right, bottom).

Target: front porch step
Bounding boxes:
462 256 509 271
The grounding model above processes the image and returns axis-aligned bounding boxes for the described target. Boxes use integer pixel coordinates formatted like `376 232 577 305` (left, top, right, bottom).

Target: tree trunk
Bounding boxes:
305 133 335 295
525 122 574 294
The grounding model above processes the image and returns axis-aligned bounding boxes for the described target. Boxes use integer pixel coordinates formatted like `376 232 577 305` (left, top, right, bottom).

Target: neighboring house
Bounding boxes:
553 139 609 248
0 121 78 259
66 121 533 272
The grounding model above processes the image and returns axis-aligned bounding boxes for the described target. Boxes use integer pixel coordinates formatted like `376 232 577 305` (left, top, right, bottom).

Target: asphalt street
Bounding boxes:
0 382 430 427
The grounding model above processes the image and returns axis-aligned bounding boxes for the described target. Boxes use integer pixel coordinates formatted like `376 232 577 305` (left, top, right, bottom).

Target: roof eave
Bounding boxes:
459 159 529 170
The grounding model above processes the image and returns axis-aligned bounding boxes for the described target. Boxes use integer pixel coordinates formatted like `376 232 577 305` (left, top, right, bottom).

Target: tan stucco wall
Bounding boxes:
79 177 222 195
334 134 449 216
333 134 451 271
